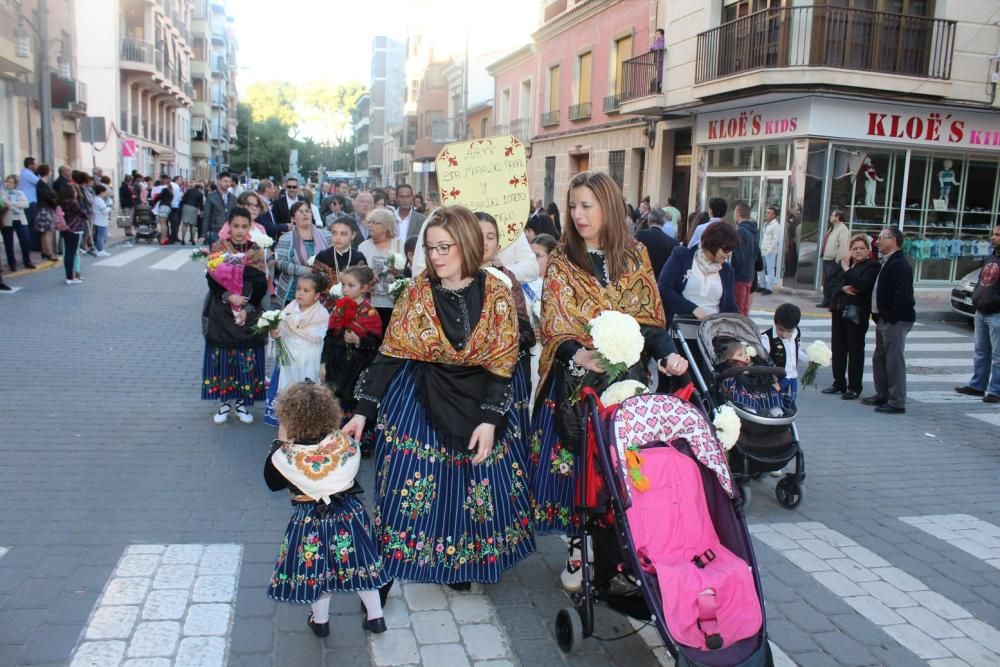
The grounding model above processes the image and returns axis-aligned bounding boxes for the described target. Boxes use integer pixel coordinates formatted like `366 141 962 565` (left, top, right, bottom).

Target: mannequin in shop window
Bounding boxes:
938 160 960 206
861 156 883 208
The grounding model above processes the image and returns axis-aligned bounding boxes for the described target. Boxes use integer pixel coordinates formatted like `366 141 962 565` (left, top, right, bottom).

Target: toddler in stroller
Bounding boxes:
715 337 794 418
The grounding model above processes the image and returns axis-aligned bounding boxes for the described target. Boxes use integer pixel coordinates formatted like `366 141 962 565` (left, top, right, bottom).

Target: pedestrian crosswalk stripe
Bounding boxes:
907 391 982 404
0 546 7 560
862 373 970 384
866 358 971 367
967 413 1000 427
69 543 241 667
752 521 1000 663
150 249 195 271
900 515 1000 568
93 246 159 267
887 343 973 352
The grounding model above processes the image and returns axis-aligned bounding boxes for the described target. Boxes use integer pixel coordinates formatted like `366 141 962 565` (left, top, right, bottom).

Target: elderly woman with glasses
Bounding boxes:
343 205 535 591
358 208 406 330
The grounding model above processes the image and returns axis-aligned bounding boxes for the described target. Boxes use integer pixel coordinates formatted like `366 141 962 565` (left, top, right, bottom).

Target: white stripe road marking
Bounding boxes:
752 522 1000 663
92 246 159 267
150 249 195 271
0 546 7 560
866 358 972 367
750 316 927 328
69 543 241 667
862 373 972 384
968 413 1000 427
907 391 983 404
876 343 973 352
901 515 1000 569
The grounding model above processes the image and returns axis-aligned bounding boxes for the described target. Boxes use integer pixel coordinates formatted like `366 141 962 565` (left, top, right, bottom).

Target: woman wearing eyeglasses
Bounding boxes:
342 205 535 590
275 201 332 305
529 171 689 592
358 208 406 331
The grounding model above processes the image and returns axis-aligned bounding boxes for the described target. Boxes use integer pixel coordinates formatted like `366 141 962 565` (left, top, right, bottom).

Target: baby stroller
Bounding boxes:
671 314 804 510
555 392 773 666
132 204 158 243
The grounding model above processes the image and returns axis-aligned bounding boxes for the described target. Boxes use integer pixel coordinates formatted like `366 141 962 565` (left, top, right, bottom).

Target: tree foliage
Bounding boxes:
243 81 299 127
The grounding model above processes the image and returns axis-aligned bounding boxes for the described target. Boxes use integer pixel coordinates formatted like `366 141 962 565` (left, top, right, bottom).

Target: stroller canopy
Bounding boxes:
697 313 772 368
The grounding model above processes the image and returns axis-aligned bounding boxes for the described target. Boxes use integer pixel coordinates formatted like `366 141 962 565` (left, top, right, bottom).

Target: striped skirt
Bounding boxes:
201 343 267 405
268 497 390 602
527 377 576 535
372 361 536 584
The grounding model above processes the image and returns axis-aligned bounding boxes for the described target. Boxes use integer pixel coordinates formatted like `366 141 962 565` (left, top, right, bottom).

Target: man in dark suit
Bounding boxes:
636 208 677 278
256 179 289 241
863 226 915 414
200 172 236 244
396 184 426 240
272 176 303 227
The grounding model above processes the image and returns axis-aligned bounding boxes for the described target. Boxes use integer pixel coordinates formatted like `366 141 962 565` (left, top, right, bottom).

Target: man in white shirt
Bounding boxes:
662 198 682 239
688 197 727 246
395 184 425 240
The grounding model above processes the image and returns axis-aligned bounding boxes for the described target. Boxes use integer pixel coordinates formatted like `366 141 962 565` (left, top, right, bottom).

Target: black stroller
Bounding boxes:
132 204 158 243
670 314 804 510
555 392 773 666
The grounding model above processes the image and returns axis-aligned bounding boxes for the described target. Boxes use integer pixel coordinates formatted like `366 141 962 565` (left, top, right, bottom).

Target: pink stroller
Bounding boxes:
555 392 773 666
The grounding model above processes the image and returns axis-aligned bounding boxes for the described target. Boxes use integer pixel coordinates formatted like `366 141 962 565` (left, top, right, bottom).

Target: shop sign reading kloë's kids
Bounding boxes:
697 100 810 144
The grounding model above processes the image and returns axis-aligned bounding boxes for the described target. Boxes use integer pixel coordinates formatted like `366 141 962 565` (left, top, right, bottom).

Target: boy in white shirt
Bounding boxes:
759 303 809 404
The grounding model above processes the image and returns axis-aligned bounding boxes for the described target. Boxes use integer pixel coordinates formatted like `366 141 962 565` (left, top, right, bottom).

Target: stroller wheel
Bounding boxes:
555 607 583 653
776 477 803 509
738 484 752 511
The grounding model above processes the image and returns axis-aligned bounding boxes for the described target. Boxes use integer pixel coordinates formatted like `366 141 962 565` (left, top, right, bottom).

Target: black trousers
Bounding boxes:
168 207 182 242
830 308 869 393
821 260 840 305
2 222 32 268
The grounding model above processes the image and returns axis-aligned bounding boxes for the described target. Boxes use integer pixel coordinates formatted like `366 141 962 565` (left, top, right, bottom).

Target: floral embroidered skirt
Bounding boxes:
372 362 536 584
201 343 266 405
527 377 577 535
268 497 391 602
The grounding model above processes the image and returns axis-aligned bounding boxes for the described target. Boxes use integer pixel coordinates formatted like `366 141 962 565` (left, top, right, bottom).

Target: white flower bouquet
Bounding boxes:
600 380 647 407
388 278 411 302
249 229 273 249
328 282 344 298
801 340 832 387
385 252 407 271
587 310 644 383
713 404 742 451
252 309 293 366
306 255 316 267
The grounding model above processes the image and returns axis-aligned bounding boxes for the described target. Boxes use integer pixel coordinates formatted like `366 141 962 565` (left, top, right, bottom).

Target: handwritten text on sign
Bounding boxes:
435 135 529 250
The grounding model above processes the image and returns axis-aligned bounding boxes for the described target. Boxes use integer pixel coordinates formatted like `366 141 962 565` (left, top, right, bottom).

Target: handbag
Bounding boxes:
53 206 69 232
841 304 862 326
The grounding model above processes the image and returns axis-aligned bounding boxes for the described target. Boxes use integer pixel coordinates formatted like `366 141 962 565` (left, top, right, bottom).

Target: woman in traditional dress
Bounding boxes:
528 171 689 591
312 218 366 309
201 207 269 424
275 201 333 305
342 206 535 588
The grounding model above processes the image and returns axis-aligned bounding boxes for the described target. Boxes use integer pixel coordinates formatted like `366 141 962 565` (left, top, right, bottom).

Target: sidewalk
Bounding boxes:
4 223 140 281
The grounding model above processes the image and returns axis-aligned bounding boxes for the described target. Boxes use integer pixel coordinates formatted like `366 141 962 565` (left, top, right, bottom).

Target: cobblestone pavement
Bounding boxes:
1 247 999 666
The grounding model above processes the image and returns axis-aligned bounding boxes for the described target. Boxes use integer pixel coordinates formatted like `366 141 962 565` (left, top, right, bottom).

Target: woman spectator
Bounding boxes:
275 201 332 305
824 233 879 400
524 213 558 242
119 175 135 238
683 211 709 246
312 218 366 307
529 172 688 591
57 180 88 285
91 183 111 257
358 208 405 331
413 193 427 214
546 202 562 235
34 164 59 261
658 221 739 325
201 207 269 424
180 182 204 245
342 205 535 589
1 174 35 271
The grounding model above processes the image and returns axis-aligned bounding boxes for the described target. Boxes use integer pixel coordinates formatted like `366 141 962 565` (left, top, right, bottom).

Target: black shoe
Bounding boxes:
24 263 36 270
821 386 844 395
861 396 887 406
955 386 986 397
446 582 472 592
0 282 12 292
759 289 773 296
815 302 830 308
307 613 329 637
363 617 387 634
361 579 394 616
841 391 859 400
984 394 1000 404
875 404 905 414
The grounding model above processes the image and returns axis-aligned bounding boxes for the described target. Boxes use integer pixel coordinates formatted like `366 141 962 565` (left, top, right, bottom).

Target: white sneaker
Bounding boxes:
213 402 231 424
65 279 83 285
96 250 111 257
235 402 254 424
560 537 584 592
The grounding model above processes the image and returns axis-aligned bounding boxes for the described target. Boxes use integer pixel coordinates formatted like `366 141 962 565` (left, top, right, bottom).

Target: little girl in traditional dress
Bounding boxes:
716 337 792 417
265 381 392 636
264 274 331 427
320 266 383 457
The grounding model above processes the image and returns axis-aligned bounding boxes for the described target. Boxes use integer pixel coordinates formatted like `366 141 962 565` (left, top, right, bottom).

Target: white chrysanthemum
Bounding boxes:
306 255 316 267
328 283 343 297
746 344 757 358
806 340 832 367
713 404 742 451
484 266 512 289
600 380 647 406
249 229 273 249
588 311 644 368
386 252 407 270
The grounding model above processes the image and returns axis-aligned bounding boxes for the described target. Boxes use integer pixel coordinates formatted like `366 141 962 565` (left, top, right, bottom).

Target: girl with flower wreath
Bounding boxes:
342 205 535 589
263 273 331 427
320 266 383 457
201 207 269 425
265 381 392 637
528 171 689 592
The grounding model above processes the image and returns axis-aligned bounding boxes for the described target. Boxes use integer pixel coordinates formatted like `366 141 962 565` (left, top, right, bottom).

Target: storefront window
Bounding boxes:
707 146 761 172
955 159 998 280
792 141 828 288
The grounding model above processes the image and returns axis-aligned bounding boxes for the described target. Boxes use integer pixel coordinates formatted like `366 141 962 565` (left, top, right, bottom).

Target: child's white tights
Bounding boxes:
310 591 384 623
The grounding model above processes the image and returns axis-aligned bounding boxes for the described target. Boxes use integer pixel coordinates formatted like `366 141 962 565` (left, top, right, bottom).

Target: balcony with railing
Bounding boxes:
540 110 559 128
603 94 620 113
392 158 405 174
695 6 955 87
619 50 662 104
491 123 508 136
120 38 156 71
508 118 529 141
568 101 591 121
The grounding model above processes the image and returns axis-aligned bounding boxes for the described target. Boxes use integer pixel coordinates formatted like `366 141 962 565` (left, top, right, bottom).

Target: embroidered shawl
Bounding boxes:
270 432 359 504
539 243 665 385
279 300 330 345
379 270 518 378
210 238 267 274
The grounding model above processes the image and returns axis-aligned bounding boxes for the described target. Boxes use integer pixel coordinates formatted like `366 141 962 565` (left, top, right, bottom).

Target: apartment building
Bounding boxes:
369 36 405 187
353 93 371 184
615 0 1000 288
1 0 85 177
190 0 237 182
